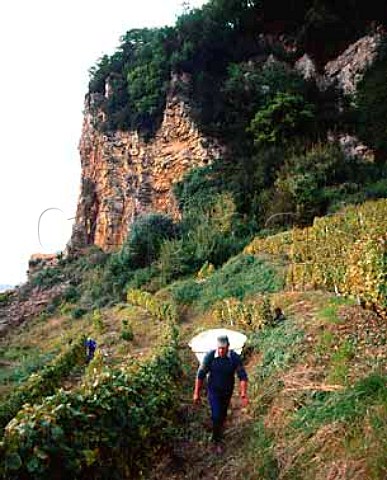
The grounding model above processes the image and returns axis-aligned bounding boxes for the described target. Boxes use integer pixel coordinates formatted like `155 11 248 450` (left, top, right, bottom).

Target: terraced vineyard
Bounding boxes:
1 201 386 479
245 199 387 315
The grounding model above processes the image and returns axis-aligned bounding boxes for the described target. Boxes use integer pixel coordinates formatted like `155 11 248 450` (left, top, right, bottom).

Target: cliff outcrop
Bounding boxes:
70 80 223 252
70 33 383 254
324 32 382 95
295 32 382 94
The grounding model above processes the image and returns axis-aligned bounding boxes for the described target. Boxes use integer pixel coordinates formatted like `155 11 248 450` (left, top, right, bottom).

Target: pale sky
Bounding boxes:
0 0 206 286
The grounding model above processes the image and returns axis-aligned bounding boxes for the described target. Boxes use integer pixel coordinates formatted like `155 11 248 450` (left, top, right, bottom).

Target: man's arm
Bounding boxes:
239 379 248 407
193 351 213 404
193 377 203 404
233 352 249 407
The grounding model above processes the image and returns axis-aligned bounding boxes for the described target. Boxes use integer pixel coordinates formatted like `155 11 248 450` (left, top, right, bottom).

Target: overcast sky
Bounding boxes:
0 0 206 287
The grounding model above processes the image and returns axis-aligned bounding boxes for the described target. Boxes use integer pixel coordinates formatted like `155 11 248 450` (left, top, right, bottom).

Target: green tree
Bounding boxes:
248 92 315 146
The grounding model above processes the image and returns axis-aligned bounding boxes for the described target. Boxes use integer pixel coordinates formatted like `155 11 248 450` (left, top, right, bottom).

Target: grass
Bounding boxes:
0 299 166 401
292 372 387 433
250 322 305 381
244 420 279 479
328 339 355 384
273 372 387 479
166 254 284 311
366 405 387 478
0 350 56 390
317 296 355 324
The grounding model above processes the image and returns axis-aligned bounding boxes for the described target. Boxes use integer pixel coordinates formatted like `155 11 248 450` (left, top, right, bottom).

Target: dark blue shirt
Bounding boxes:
197 349 247 396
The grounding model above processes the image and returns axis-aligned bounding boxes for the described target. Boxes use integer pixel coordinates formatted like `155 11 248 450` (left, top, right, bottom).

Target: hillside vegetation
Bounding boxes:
1 201 386 479
1 0 387 478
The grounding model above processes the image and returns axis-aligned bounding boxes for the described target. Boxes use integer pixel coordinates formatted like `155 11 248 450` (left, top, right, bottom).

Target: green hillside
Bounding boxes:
1 1 387 478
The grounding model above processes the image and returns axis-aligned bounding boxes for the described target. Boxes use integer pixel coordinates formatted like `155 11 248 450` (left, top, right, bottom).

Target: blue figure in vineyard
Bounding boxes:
85 338 97 362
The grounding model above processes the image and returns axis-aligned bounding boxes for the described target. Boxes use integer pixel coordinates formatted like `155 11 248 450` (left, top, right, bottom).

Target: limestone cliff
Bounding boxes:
70 79 223 252
324 32 382 95
69 33 382 254
295 32 382 94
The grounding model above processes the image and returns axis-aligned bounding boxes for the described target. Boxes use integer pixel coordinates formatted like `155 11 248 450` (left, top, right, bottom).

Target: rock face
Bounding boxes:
28 253 59 278
294 54 318 81
324 33 382 95
295 33 382 95
294 33 382 163
70 81 223 252
0 284 67 337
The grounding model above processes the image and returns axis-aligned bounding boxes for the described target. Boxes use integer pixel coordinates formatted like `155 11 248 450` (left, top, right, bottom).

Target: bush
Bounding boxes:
71 307 88 319
166 278 202 306
0 291 12 305
121 320 134 342
29 267 64 290
122 213 178 269
157 238 192 284
264 142 384 226
62 285 80 303
212 295 273 331
246 198 387 314
249 92 315 147
125 265 158 291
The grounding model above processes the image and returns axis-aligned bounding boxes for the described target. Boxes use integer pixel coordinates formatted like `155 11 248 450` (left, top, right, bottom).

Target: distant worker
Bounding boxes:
85 338 97 363
193 335 248 449
273 307 286 325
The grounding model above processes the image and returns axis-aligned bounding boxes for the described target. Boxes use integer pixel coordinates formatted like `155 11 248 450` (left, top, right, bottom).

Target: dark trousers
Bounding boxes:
208 391 232 443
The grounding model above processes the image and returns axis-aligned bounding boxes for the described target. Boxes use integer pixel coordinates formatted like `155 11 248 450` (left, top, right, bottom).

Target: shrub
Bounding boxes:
166 278 202 306
249 92 315 147
246 199 387 314
212 295 273 331
121 320 134 342
157 238 192 284
91 309 105 333
0 291 12 305
29 266 64 290
71 307 88 319
122 213 178 269
62 285 80 303
263 142 384 226
127 289 178 323
125 265 158 291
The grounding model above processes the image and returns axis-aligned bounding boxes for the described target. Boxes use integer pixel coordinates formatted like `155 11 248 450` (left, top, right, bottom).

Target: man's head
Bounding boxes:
217 335 230 357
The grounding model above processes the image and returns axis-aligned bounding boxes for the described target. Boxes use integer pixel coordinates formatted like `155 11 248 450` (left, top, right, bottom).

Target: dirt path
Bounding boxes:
151 349 257 480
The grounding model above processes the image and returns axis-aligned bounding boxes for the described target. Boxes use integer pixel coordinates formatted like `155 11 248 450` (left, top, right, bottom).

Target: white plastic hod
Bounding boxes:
188 328 247 364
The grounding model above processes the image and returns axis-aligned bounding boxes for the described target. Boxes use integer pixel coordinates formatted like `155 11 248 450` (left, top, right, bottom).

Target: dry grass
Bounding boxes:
275 423 348 479
282 366 344 393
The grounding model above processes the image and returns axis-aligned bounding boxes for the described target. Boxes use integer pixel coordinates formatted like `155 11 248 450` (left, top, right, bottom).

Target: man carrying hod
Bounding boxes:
193 335 248 449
